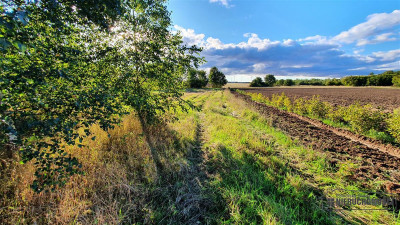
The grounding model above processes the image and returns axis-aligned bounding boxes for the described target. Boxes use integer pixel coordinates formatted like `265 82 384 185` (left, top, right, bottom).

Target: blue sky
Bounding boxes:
168 0 400 81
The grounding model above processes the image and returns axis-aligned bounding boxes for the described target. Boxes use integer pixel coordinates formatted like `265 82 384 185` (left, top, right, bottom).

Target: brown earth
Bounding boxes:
245 87 400 112
231 90 400 199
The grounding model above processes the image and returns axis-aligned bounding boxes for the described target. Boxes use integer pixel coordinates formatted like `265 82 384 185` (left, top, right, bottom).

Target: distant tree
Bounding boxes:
250 77 265 87
209 67 228 88
264 74 276 87
197 70 208 87
325 78 343 86
275 80 285 86
187 69 208 88
369 72 375 75
283 79 294 86
367 74 393 86
342 76 368 86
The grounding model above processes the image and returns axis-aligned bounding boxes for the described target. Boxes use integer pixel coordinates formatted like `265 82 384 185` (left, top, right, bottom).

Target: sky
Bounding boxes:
168 0 400 81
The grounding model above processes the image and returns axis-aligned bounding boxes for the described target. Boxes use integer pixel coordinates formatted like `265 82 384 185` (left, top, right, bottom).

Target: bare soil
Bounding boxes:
245 87 400 112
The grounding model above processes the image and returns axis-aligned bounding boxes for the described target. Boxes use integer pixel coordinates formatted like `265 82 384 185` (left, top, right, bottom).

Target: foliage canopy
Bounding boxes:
208 67 227 88
0 0 202 191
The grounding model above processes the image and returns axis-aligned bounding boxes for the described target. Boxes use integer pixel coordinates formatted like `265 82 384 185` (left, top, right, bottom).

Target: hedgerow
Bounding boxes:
238 90 398 144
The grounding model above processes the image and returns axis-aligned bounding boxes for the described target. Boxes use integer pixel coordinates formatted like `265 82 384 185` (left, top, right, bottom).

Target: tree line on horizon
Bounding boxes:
249 70 400 87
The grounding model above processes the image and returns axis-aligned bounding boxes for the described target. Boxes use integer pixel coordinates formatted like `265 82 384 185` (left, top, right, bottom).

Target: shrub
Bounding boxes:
343 103 385 133
327 105 346 124
304 96 330 118
393 76 400 87
387 108 400 142
293 98 308 115
250 93 266 103
270 93 291 109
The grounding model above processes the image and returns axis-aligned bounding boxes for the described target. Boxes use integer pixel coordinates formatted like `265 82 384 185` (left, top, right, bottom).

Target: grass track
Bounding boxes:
182 90 399 224
2 90 399 224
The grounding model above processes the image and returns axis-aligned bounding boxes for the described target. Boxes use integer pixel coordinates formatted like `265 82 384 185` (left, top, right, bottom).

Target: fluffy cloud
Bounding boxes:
173 25 205 46
174 10 400 79
209 0 232 8
332 10 400 46
357 32 398 46
371 49 400 61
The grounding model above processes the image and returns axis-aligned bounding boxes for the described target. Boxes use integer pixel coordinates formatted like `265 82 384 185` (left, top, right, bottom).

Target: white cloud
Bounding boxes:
252 63 267 72
173 25 205 46
298 35 335 45
332 10 400 45
282 39 296 46
209 0 232 8
375 61 400 70
174 11 400 79
356 32 397 46
372 49 400 61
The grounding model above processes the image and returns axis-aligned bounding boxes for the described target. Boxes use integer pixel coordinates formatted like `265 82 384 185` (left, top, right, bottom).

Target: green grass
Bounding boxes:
185 90 399 224
3 89 399 224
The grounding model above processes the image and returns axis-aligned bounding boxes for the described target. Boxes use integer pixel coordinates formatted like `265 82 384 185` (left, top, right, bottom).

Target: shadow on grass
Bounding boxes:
132 120 226 224
205 143 352 224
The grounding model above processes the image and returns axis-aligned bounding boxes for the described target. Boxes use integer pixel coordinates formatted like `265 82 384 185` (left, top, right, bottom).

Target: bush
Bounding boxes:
293 98 308 115
393 76 400 87
387 108 400 142
270 93 291 109
327 105 346 124
304 96 330 118
343 103 386 133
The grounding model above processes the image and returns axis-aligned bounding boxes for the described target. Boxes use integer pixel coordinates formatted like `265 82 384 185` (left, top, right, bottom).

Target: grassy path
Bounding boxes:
179 90 399 224
3 90 398 224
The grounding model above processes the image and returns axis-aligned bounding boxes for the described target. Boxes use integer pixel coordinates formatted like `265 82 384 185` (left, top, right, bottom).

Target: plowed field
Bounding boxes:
232 90 400 198
245 87 400 112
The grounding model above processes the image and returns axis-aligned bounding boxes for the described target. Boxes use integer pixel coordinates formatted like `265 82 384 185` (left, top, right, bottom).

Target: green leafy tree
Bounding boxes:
264 74 276 87
275 80 285 86
250 77 265 87
283 79 294 86
1 0 202 191
209 67 227 88
186 68 208 88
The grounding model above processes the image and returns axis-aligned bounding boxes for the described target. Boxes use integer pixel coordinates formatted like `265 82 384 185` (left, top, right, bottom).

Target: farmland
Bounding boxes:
2 1 400 224
245 87 400 112
2 89 400 224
